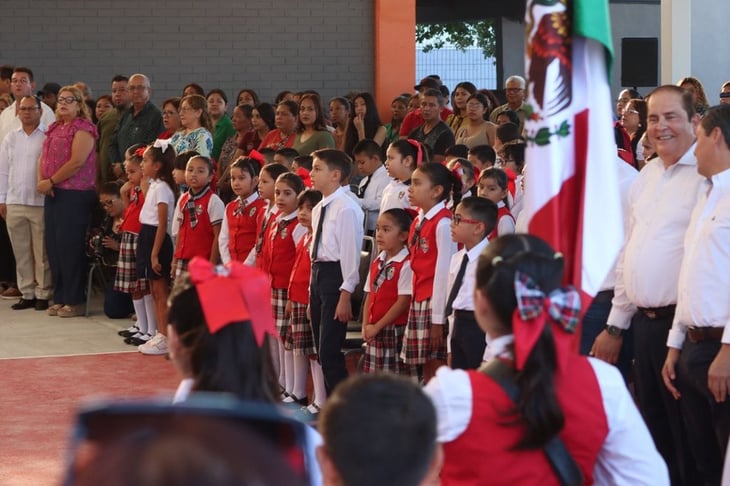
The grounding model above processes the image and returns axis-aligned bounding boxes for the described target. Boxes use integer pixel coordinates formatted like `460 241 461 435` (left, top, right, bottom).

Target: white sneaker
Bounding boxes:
138 333 168 355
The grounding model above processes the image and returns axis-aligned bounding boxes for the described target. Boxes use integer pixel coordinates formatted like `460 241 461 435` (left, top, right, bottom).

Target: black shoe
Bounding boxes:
118 327 140 338
125 336 148 346
34 299 49 311
11 298 37 310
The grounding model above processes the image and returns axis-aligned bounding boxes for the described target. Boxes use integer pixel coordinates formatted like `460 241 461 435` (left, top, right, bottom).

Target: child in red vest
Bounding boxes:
362 208 413 375
403 162 460 382
286 189 326 417
172 155 225 277
247 163 289 267
477 168 515 239
219 157 266 264
425 234 667 485
262 172 306 400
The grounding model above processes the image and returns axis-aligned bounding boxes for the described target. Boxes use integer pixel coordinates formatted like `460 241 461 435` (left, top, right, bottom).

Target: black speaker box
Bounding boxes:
621 38 658 88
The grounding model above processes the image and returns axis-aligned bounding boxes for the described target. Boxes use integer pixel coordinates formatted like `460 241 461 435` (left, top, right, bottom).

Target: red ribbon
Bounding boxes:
406 139 423 166
248 149 265 168
134 147 146 157
296 167 312 187
187 257 276 345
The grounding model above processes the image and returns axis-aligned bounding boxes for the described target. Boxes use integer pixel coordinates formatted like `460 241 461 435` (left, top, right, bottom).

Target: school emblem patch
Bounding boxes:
398 190 406 200
419 237 429 253
281 227 288 239
386 266 395 280
249 207 257 216
195 204 203 215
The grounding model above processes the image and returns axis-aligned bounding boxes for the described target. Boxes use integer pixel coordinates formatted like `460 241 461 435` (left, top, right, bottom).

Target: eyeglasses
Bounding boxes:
57 96 79 105
466 102 485 109
162 110 178 117
100 199 117 207
451 214 482 226
624 109 639 115
505 88 523 92
11 78 30 85
179 107 198 113
18 106 39 112
128 85 147 92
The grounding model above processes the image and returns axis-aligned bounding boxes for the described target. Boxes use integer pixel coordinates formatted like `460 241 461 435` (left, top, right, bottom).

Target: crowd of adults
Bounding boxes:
3 62 730 485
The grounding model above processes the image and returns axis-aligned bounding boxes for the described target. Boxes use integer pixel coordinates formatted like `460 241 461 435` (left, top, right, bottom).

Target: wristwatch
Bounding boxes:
605 325 623 337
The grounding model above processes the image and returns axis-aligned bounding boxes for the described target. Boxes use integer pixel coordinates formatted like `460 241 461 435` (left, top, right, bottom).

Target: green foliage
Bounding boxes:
416 20 497 59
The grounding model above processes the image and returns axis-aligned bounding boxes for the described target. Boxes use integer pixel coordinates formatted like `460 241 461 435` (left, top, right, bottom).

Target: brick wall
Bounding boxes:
0 0 374 105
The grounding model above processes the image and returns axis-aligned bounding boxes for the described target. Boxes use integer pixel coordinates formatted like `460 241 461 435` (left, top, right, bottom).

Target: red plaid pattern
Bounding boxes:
400 298 448 365
174 258 190 280
289 301 316 356
363 324 408 375
271 287 290 343
113 232 148 293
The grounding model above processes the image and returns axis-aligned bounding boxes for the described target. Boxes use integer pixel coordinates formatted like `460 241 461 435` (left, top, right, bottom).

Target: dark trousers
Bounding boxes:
0 216 16 282
676 339 730 486
310 262 348 394
632 311 698 486
45 189 96 305
450 310 486 370
579 290 634 382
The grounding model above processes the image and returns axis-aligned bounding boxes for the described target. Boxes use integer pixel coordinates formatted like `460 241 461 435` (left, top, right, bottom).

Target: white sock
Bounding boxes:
291 353 309 400
310 359 327 407
132 298 148 335
284 349 296 396
143 294 158 336
267 336 280 383
278 340 287 391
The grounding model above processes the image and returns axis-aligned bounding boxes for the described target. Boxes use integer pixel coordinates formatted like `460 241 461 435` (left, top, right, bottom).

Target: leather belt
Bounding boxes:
454 310 476 321
637 305 676 320
687 326 724 343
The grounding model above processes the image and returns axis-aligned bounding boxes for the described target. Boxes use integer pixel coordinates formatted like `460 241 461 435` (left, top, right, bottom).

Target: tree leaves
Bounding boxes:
416 20 496 59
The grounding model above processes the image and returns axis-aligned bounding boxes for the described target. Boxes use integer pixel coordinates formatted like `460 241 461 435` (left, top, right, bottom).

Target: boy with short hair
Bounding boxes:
309 149 364 398
352 139 390 235
317 374 441 486
467 144 496 171
446 197 497 369
273 147 299 169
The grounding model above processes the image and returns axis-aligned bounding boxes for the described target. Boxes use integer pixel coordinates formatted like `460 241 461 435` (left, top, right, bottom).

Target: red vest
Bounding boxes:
174 190 216 260
264 216 298 289
288 233 312 304
255 210 277 273
226 196 267 262
488 206 515 241
120 186 144 234
441 355 608 486
367 256 410 326
408 206 452 302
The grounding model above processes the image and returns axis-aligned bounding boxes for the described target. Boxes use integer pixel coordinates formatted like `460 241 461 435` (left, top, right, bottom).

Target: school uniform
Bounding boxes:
606 145 703 486
362 247 412 374
289 233 316 357
264 210 305 342
487 202 515 240
245 202 276 267
309 185 364 393
357 164 391 234
446 237 489 370
402 201 456 366
172 185 225 276
137 178 175 281
218 193 267 264
114 186 148 294
379 178 411 213
666 167 730 484
425 336 668 486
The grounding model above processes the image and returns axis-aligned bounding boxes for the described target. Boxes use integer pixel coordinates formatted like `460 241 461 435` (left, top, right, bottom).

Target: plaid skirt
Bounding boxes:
113 232 148 293
272 287 290 343
363 324 407 375
400 299 448 365
174 258 190 280
289 301 316 356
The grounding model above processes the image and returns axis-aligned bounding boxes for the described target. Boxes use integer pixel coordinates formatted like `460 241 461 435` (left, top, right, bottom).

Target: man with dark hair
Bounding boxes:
408 89 455 163
399 76 453 138
37 82 61 111
108 73 163 173
0 67 55 143
98 75 131 182
317 374 441 486
0 65 14 96
662 103 730 484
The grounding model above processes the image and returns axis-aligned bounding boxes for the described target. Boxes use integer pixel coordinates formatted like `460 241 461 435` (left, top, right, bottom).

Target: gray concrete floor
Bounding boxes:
0 293 136 359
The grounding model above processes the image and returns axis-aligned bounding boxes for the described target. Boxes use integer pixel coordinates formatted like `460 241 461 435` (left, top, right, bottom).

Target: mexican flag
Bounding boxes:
521 0 623 299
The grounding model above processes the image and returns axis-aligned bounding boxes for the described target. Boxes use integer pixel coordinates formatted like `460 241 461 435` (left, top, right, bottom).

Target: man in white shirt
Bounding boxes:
0 95 51 310
661 104 730 484
594 85 703 486
0 67 56 144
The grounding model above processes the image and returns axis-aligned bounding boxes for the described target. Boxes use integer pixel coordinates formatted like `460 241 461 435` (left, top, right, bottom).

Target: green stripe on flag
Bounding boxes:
574 0 614 76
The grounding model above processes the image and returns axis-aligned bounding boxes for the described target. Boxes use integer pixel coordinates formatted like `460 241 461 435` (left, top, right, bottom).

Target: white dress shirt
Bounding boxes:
0 100 55 145
139 179 176 235
424 336 669 485
311 185 364 293
495 201 516 236
380 179 411 213
219 193 260 265
364 247 412 295
607 145 704 329
0 124 46 206
358 164 391 232
668 168 730 349
171 190 225 238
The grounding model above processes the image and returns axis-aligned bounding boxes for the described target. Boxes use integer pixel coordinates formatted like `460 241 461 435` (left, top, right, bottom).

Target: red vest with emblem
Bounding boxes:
174 190 216 260
441 355 608 486
408 206 452 302
120 186 144 234
226 197 267 262
367 256 410 326
255 210 277 273
288 233 312 304
265 216 299 289
488 206 515 241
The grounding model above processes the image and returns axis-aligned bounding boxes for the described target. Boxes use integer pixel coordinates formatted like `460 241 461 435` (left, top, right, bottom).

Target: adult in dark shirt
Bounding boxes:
408 89 455 163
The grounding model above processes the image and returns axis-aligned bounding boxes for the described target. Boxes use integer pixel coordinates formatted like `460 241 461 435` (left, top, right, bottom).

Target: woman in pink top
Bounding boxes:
37 85 99 318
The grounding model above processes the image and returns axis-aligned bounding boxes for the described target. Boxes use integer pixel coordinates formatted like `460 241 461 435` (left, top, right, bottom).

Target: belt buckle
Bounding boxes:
645 310 657 319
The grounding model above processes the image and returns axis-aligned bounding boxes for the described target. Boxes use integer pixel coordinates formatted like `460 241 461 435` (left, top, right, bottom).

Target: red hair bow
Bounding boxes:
512 270 581 371
296 167 312 187
406 139 423 166
248 149 265 168
187 257 276 345
134 147 146 158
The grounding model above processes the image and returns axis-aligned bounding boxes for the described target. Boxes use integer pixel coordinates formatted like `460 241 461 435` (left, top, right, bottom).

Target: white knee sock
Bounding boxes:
284 349 296 396
310 359 327 407
143 294 157 336
132 298 148 334
291 353 309 400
